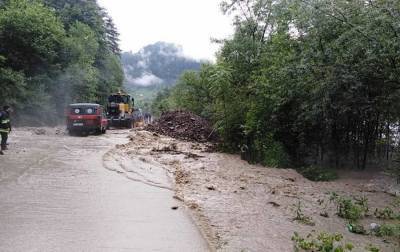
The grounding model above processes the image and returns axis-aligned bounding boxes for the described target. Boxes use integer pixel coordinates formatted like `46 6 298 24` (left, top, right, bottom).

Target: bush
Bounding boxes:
374 207 396 219
255 134 288 167
375 224 400 238
298 166 338 181
292 232 354 251
330 194 369 221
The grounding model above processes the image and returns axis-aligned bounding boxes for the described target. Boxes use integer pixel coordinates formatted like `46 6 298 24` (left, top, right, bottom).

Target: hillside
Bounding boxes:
122 42 203 111
122 42 202 88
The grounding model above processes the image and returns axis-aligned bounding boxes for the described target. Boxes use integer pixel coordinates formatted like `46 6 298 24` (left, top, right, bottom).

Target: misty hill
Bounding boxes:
122 42 202 88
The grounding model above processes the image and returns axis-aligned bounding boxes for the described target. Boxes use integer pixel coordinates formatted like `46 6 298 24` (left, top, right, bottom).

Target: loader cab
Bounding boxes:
107 93 134 116
106 92 135 128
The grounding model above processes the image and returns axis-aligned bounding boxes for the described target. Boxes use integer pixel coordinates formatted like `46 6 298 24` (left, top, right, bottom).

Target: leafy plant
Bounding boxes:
375 224 400 238
374 207 395 220
346 223 366 235
293 201 315 226
292 232 353 251
333 195 369 221
365 245 380 252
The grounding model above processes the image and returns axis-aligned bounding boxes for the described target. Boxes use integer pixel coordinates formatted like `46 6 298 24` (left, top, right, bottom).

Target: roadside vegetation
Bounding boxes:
0 0 123 124
152 0 400 176
291 193 400 251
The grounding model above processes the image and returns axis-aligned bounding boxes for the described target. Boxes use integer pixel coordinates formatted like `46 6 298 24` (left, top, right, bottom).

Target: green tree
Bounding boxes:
0 0 65 76
160 0 400 170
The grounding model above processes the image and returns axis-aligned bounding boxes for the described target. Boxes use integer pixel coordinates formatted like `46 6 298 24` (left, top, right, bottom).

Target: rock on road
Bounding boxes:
0 128 208 252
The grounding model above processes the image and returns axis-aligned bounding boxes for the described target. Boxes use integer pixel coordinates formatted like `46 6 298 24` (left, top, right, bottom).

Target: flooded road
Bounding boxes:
0 128 208 251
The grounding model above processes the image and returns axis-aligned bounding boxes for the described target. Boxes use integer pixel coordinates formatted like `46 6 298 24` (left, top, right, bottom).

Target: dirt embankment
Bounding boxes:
108 130 399 252
145 111 218 142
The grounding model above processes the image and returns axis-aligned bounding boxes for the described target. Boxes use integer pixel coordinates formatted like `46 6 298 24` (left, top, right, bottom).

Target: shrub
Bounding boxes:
292 232 354 251
298 166 338 181
375 224 400 238
374 207 395 219
330 194 369 221
347 223 366 235
365 245 380 252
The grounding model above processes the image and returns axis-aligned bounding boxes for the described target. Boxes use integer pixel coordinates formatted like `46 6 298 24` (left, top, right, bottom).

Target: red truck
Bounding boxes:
66 103 108 135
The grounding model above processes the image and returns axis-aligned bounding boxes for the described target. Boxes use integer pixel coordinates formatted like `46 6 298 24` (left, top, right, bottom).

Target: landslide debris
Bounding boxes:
145 111 217 142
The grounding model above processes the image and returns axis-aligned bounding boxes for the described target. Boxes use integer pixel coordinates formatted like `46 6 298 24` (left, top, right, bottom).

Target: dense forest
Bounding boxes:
0 0 123 124
153 0 400 174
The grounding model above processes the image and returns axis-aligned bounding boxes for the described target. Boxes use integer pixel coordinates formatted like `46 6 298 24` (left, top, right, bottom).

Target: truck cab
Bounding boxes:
66 103 108 135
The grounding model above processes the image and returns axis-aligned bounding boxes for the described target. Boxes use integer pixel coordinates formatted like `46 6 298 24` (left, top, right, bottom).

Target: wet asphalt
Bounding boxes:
0 128 208 252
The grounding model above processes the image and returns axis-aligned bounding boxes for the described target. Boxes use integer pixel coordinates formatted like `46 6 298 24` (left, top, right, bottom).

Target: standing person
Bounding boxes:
0 105 12 155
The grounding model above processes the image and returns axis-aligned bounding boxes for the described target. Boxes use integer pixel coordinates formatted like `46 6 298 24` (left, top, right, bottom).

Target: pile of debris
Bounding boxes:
145 111 217 142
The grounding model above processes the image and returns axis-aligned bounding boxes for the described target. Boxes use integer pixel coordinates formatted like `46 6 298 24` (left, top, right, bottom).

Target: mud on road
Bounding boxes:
0 128 208 252
112 130 400 252
1 127 399 252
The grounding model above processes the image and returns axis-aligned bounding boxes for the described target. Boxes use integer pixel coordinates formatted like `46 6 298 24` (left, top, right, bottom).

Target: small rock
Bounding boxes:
171 206 179 210
189 203 199 209
33 128 46 135
320 211 329 218
206 186 216 191
268 201 280 207
240 186 246 190
370 223 380 231
173 195 184 201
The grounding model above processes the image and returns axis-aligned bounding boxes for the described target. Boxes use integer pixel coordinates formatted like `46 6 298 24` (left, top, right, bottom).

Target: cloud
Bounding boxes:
136 60 147 68
126 72 164 87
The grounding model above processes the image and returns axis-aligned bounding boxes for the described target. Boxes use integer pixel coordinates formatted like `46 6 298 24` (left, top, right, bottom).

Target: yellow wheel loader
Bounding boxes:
106 92 134 128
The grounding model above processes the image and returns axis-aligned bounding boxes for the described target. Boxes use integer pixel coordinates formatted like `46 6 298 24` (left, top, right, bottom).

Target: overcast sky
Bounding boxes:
97 0 234 60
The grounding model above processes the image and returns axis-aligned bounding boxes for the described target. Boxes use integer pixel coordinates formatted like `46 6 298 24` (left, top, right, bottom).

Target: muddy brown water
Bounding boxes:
0 128 208 251
115 130 400 252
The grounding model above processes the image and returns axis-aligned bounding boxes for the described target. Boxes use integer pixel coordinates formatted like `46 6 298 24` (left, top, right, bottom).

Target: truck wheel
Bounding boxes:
95 128 102 135
126 119 133 129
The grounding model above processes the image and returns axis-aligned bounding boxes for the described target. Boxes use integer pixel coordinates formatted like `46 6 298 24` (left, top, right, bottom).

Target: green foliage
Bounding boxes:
64 21 99 65
0 0 123 124
375 224 400 238
292 231 353 252
0 68 26 109
293 201 315 226
157 0 400 170
253 133 288 167
0 0 65 75
374 207 397 220
365 245 380 252
332 195 369 221
346 223 366 235
298 166 338 181
151 88 175 117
